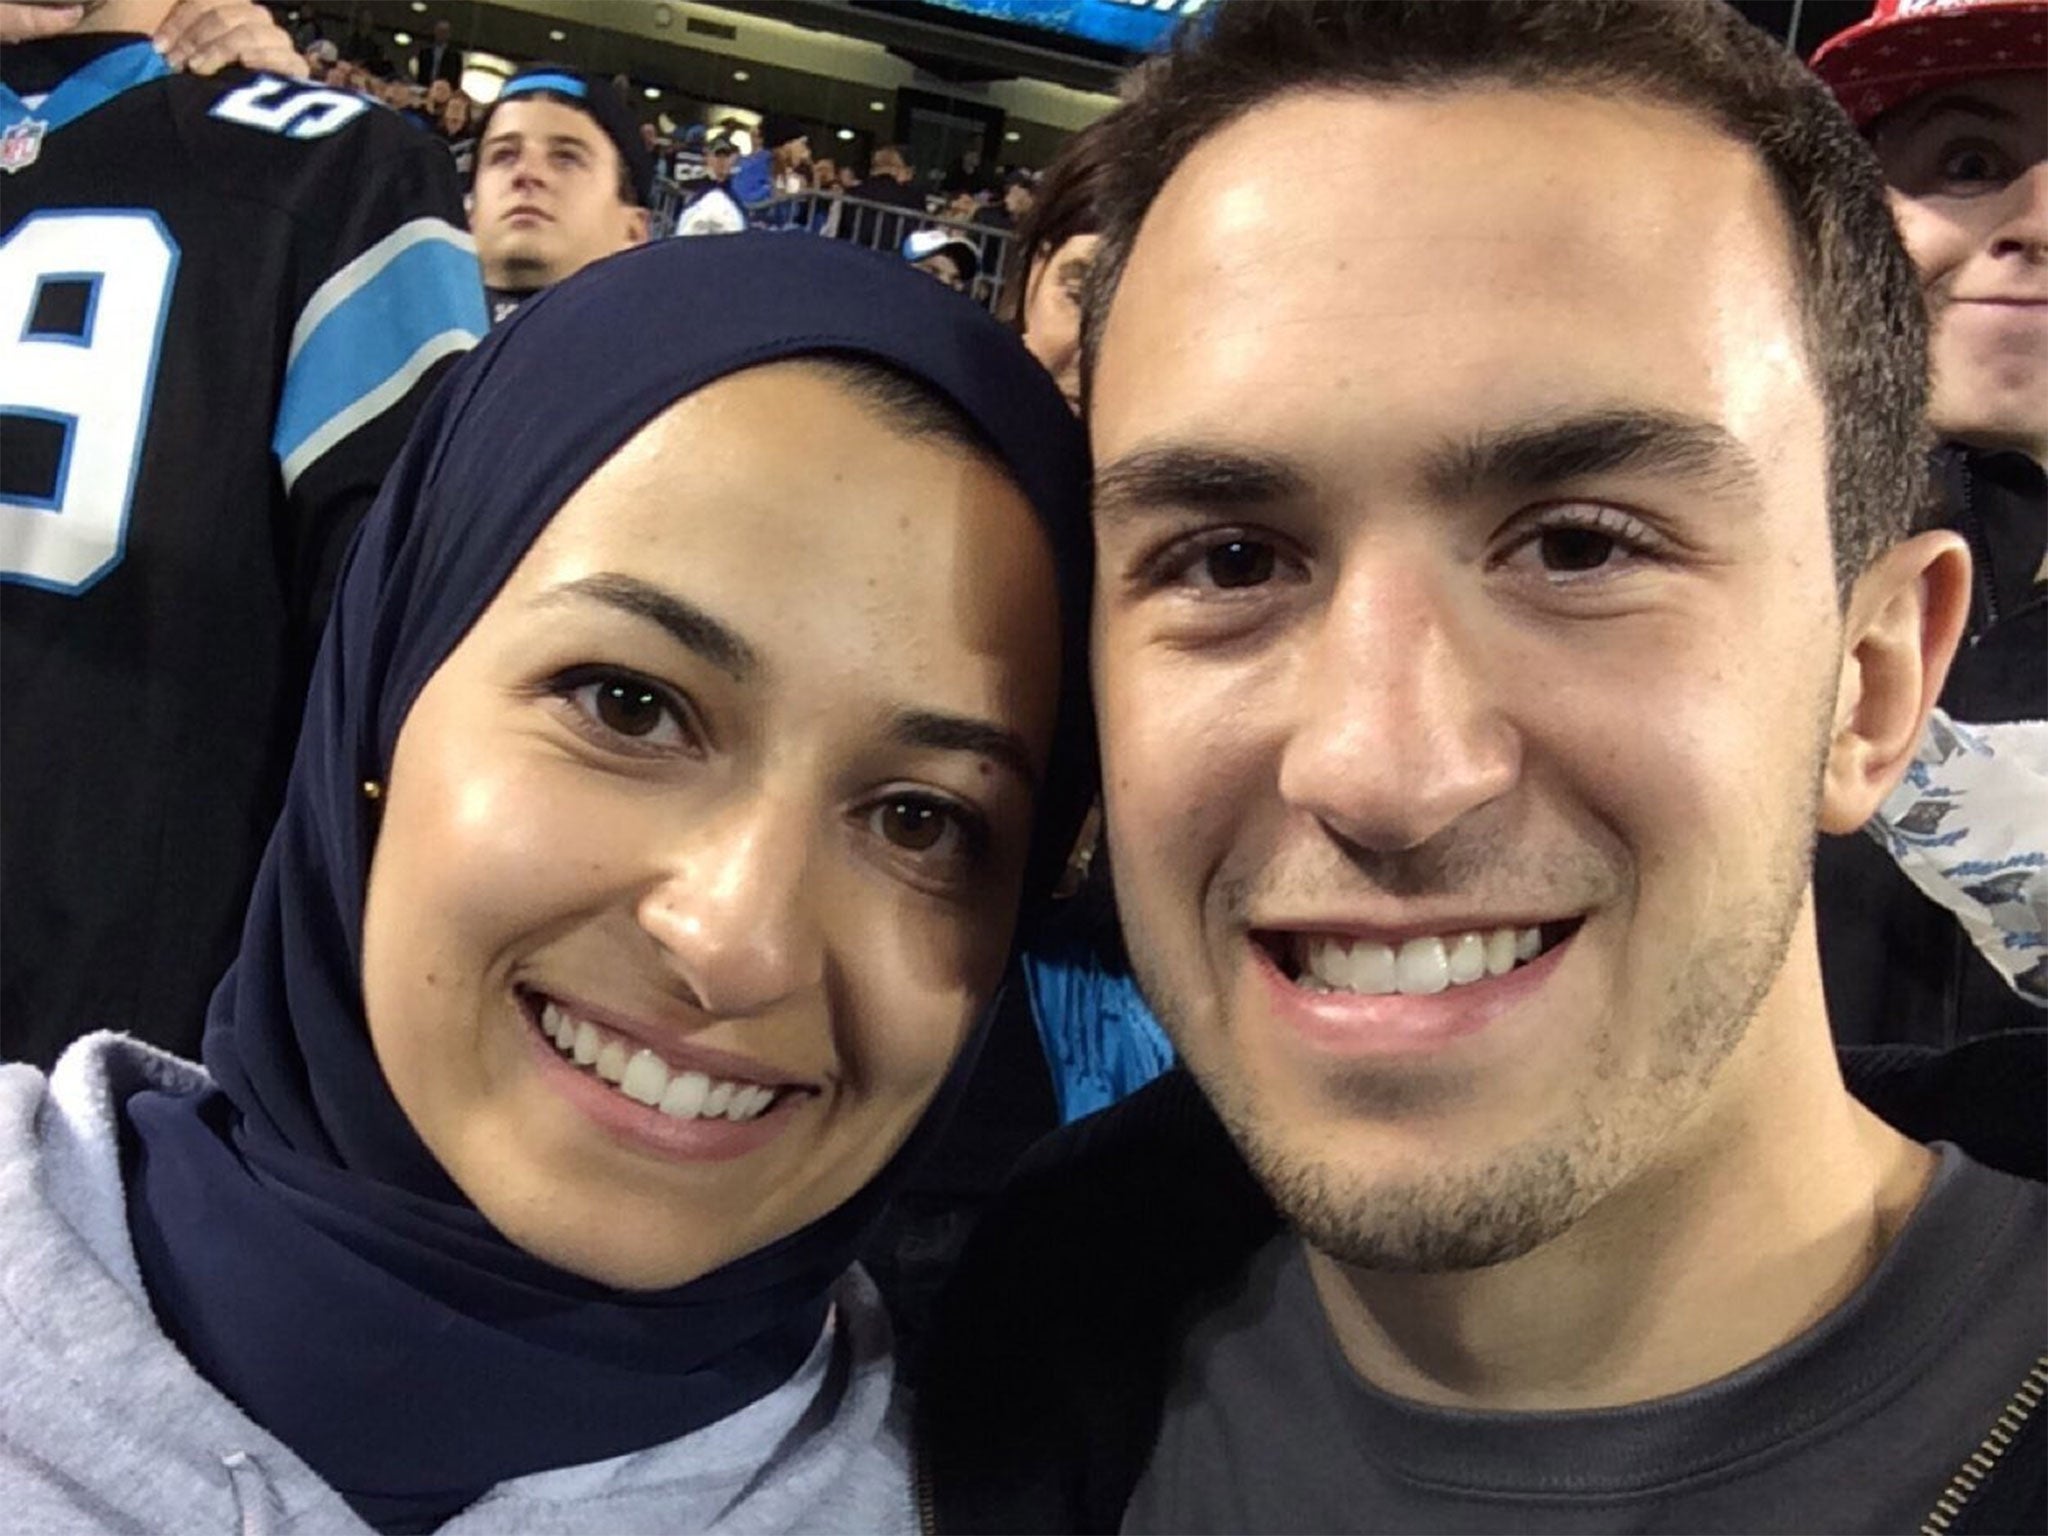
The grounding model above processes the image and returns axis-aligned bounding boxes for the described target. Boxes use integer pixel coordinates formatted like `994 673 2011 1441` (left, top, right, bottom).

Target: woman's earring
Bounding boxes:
361 780 384 802
1053 801 1103 899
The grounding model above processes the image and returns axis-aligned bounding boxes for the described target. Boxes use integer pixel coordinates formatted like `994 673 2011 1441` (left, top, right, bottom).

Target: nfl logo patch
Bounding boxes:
1 118 47 174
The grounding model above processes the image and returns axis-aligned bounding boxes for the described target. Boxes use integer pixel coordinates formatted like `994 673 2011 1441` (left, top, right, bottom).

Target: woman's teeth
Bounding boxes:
538 1000 780 1122
1296 926 1544 996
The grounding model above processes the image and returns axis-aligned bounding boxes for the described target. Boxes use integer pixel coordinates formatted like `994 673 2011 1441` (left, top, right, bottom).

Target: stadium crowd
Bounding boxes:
274 9 1044 309
0 0 2042 1531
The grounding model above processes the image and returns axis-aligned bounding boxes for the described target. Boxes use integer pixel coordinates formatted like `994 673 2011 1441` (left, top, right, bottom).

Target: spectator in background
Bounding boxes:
412 16 461 88
977 168 1036 234
1001 114 1113 410
902 228 979 293
332 58 376 98
382 76 431 132
471 63 654 323
303 35 337 79
338 6 387 75
639 120 678 182
731 114 812 207
439 87 473 142
702 132 739 187
847 142 927 252
1 0 487 1070
1808 0 2047 1046
944 143 993 196
808 157 846 236
675 134 747 235
867 143 922 201
424 75 452 119
968 169 1034 303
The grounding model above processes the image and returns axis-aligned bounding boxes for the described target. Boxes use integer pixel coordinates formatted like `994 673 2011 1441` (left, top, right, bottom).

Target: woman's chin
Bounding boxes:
481 1200 755 1291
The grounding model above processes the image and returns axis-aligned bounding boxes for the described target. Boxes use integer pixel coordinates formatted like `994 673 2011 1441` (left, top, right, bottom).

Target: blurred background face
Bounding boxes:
360 364 1062 1290
1022 232 1098 411
473 98 647 290
1090 88 1850 1273
914 251 969 291
1872 74 2048 460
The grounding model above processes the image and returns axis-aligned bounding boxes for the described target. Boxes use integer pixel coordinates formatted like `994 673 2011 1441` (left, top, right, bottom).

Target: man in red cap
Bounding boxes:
1808 0 2046 1049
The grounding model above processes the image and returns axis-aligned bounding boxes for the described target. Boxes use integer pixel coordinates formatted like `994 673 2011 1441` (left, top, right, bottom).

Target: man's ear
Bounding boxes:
624 206 651 248
1818 529 1973 834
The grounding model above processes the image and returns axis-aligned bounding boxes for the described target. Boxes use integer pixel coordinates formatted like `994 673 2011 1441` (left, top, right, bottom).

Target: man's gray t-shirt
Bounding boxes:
1126 1146 2046 1533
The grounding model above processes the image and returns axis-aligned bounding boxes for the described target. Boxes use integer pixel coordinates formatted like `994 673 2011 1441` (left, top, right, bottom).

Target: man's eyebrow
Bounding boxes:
536 574 759 680
889 709 1038 791
1420 408 1767 505
1093 444 1308 529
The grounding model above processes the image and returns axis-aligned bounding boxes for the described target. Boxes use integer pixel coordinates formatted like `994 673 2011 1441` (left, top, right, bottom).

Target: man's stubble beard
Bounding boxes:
1118 721 1828 1275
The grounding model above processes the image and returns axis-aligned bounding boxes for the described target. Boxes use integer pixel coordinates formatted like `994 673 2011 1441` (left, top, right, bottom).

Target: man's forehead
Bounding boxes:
488 100 603 145
1090 85 1818 492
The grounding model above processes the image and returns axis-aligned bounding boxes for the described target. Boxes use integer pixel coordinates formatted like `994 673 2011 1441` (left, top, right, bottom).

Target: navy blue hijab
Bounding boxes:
122 234 1093 1533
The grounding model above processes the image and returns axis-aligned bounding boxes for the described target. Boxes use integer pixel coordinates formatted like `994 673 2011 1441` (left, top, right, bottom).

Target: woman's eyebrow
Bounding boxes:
538 574 759 680
890 709 1039 791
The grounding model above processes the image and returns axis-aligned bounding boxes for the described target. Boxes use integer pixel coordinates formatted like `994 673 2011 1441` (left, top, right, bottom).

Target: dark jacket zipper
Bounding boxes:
915 1434 939 1536
1920 1353 2048 1535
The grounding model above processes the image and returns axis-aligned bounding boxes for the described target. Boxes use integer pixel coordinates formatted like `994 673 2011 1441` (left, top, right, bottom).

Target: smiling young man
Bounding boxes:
1808 0 2047 1046
472 64 652 323
919 4 2047 1531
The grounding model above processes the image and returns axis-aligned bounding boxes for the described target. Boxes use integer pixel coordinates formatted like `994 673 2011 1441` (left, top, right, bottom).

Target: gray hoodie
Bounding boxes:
0 1034 918 1535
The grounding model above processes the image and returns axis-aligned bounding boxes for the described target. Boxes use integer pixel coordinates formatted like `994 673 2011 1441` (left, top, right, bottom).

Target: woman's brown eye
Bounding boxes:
593 679 666 737
878 798 949 852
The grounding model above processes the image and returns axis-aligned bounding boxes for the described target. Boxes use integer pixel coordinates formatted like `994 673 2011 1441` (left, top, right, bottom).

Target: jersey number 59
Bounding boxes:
0 211 180 595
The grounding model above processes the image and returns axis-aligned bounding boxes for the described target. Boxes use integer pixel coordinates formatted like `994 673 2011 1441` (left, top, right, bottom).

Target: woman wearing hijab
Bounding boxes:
0 233 1092 1534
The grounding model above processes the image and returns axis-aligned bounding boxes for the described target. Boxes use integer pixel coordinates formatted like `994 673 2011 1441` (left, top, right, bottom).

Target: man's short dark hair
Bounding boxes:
1081 0 1932 588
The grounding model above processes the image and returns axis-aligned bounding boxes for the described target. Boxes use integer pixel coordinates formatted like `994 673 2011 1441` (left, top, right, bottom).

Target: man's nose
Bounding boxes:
1988 159 2048 262
1276 556 1521 854
635 792 825 1018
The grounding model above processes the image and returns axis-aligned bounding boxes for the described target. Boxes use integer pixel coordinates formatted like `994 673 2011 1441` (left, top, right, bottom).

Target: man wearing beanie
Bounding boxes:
472 64 655 323
1808 0 2047 1048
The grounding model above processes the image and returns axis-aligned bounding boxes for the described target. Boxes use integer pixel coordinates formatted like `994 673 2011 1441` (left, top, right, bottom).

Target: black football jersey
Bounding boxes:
0 36 489 1067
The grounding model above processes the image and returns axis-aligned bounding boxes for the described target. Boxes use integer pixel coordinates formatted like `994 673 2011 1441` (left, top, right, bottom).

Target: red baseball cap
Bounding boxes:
1809 0 2047 127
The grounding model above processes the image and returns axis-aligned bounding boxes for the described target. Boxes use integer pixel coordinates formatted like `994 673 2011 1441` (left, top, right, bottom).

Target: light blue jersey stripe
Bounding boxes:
273 232 485 486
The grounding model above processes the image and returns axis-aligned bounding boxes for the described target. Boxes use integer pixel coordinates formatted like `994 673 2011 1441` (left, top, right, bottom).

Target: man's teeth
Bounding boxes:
538 1001 780 1122
1298 927 1546 995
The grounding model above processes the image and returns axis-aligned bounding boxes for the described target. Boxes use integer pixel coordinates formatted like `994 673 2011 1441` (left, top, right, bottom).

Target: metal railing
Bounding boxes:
651 175 1018 314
